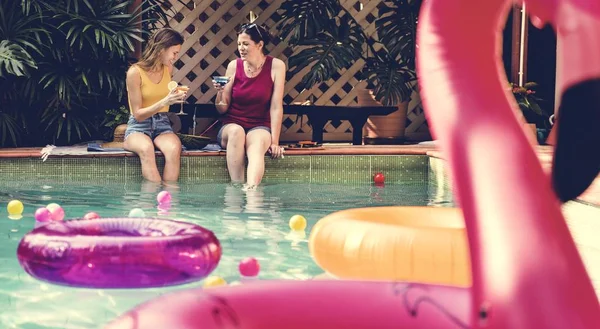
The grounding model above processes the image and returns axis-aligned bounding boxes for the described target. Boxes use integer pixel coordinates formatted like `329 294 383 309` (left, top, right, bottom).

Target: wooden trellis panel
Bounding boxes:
159 0 429 142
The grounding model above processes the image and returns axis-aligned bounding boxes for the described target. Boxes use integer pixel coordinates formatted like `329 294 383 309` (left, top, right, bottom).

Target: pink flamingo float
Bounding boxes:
418 0 600 327
527 0 600 202
104 0 600 328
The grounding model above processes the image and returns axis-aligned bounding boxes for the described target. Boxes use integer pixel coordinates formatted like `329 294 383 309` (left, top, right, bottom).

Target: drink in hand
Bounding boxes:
175 84 189 115
213 76 230 105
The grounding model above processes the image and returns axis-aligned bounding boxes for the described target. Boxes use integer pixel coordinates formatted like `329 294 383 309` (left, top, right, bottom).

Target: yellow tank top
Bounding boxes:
130 64 170 114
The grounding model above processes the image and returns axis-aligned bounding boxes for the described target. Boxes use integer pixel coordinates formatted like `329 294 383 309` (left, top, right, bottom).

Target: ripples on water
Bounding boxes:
0 180 446 328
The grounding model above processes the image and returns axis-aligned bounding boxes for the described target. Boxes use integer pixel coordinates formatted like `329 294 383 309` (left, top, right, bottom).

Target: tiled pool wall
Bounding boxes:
1 153 595 211
427 156 600 212
428 156 455 204
0 155 430 185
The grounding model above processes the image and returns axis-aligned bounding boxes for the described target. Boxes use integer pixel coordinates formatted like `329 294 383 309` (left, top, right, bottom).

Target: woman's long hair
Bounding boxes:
135 28 184 71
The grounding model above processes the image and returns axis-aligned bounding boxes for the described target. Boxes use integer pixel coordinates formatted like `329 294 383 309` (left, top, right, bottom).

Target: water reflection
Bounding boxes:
223 184 244 214
244 186 266 215
223 184 280 217
119 180 185 217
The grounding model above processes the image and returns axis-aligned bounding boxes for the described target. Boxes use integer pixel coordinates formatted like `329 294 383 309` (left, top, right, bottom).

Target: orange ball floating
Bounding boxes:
309 206 471 287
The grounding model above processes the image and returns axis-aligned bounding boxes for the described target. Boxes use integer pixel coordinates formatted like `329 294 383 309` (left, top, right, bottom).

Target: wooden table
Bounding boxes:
172 104 398 145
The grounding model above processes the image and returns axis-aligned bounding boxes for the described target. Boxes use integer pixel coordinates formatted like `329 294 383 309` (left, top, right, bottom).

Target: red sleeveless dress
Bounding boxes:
221 56 274 130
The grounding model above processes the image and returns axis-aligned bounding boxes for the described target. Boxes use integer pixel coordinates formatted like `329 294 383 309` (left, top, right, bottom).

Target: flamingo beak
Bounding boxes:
548 2 600 203
552 79 600 202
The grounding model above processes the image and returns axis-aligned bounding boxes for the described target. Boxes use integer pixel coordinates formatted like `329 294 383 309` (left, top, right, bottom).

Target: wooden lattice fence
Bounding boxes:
159 0 430 142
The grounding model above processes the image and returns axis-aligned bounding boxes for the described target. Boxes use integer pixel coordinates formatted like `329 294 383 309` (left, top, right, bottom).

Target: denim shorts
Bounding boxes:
217 123 271 148
124 113 174 140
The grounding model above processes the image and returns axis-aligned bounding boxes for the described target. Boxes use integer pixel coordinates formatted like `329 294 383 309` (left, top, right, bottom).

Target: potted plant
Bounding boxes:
511 82 551 144
275 0 421 143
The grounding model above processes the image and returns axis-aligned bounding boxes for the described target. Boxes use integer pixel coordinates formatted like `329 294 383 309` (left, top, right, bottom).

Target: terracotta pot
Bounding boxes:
356 89 382 106
362 103 408 144
355 88 409 144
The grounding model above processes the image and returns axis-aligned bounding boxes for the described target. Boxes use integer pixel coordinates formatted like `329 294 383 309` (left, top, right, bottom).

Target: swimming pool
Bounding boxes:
0 179 444 329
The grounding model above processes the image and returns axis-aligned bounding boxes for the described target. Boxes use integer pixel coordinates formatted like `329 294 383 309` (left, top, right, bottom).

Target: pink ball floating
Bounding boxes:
83 212 100 220
157 191 172 204
239 257 260 277
34 207 52 222
46 203 64 221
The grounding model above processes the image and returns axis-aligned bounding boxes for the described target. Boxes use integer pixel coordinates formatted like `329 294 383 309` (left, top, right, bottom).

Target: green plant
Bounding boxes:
275 0 421 106
511 82 550 128
101 105 130 138
0 0 173 147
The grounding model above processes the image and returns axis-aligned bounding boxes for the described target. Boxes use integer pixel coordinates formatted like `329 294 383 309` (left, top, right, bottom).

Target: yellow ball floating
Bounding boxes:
7 200 24 216
289 214 307 231
203 276 227 288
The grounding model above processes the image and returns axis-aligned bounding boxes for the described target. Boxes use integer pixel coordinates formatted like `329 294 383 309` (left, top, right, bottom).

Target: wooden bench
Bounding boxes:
171 104 398 145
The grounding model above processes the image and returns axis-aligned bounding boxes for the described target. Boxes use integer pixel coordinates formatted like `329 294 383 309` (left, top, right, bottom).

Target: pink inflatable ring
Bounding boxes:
16 217 222 289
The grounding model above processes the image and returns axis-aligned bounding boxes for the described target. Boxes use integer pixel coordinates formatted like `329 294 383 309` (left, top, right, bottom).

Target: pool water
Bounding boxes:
0 180 439 329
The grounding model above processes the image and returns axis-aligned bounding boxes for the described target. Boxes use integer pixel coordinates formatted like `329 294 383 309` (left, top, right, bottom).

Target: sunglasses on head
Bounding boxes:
240 23 263 39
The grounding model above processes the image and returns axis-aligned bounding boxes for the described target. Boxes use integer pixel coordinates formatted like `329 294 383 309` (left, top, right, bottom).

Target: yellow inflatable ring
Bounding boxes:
309 206 471 287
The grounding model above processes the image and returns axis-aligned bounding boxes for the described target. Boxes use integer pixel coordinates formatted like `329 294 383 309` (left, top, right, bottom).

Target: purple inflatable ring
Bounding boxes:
16 217 222 289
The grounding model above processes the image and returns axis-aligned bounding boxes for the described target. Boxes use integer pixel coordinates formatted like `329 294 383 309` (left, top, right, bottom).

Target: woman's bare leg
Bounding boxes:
124 133 161 182
245 129 271 187
154 132 182 182
220 124 247 183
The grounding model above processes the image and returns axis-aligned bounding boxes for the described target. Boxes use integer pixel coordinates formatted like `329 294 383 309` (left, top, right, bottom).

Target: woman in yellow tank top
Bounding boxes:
124 28 186 183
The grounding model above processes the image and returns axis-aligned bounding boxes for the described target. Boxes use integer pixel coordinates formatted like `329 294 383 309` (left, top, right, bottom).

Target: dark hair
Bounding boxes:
237 23 272 53
136 28 184 71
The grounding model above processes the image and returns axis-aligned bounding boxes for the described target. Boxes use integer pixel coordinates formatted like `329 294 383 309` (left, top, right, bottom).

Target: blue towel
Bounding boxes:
198 143 223 152
86 142 220 152
87 143 128 152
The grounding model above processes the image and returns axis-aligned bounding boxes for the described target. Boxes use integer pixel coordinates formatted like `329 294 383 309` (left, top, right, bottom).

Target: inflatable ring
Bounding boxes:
309 206 471 286
17 217 222 288
104 280 470 329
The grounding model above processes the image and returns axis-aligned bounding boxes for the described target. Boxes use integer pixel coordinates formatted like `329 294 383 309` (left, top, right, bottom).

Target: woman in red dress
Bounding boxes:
213 23 286 188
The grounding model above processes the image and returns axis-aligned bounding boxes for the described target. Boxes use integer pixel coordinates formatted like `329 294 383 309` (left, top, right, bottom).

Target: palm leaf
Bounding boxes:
20 0 53 15
142 0 179 31
0 112 22 147
41 107 93 144
0 40 37 77
276 0 341 44
1 1 50 56
362 50 417 106
288 14 364 90
375 0 421 70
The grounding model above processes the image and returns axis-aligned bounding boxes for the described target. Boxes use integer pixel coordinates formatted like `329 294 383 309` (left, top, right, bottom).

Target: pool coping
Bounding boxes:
0 144 436 158
1 144 598 207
